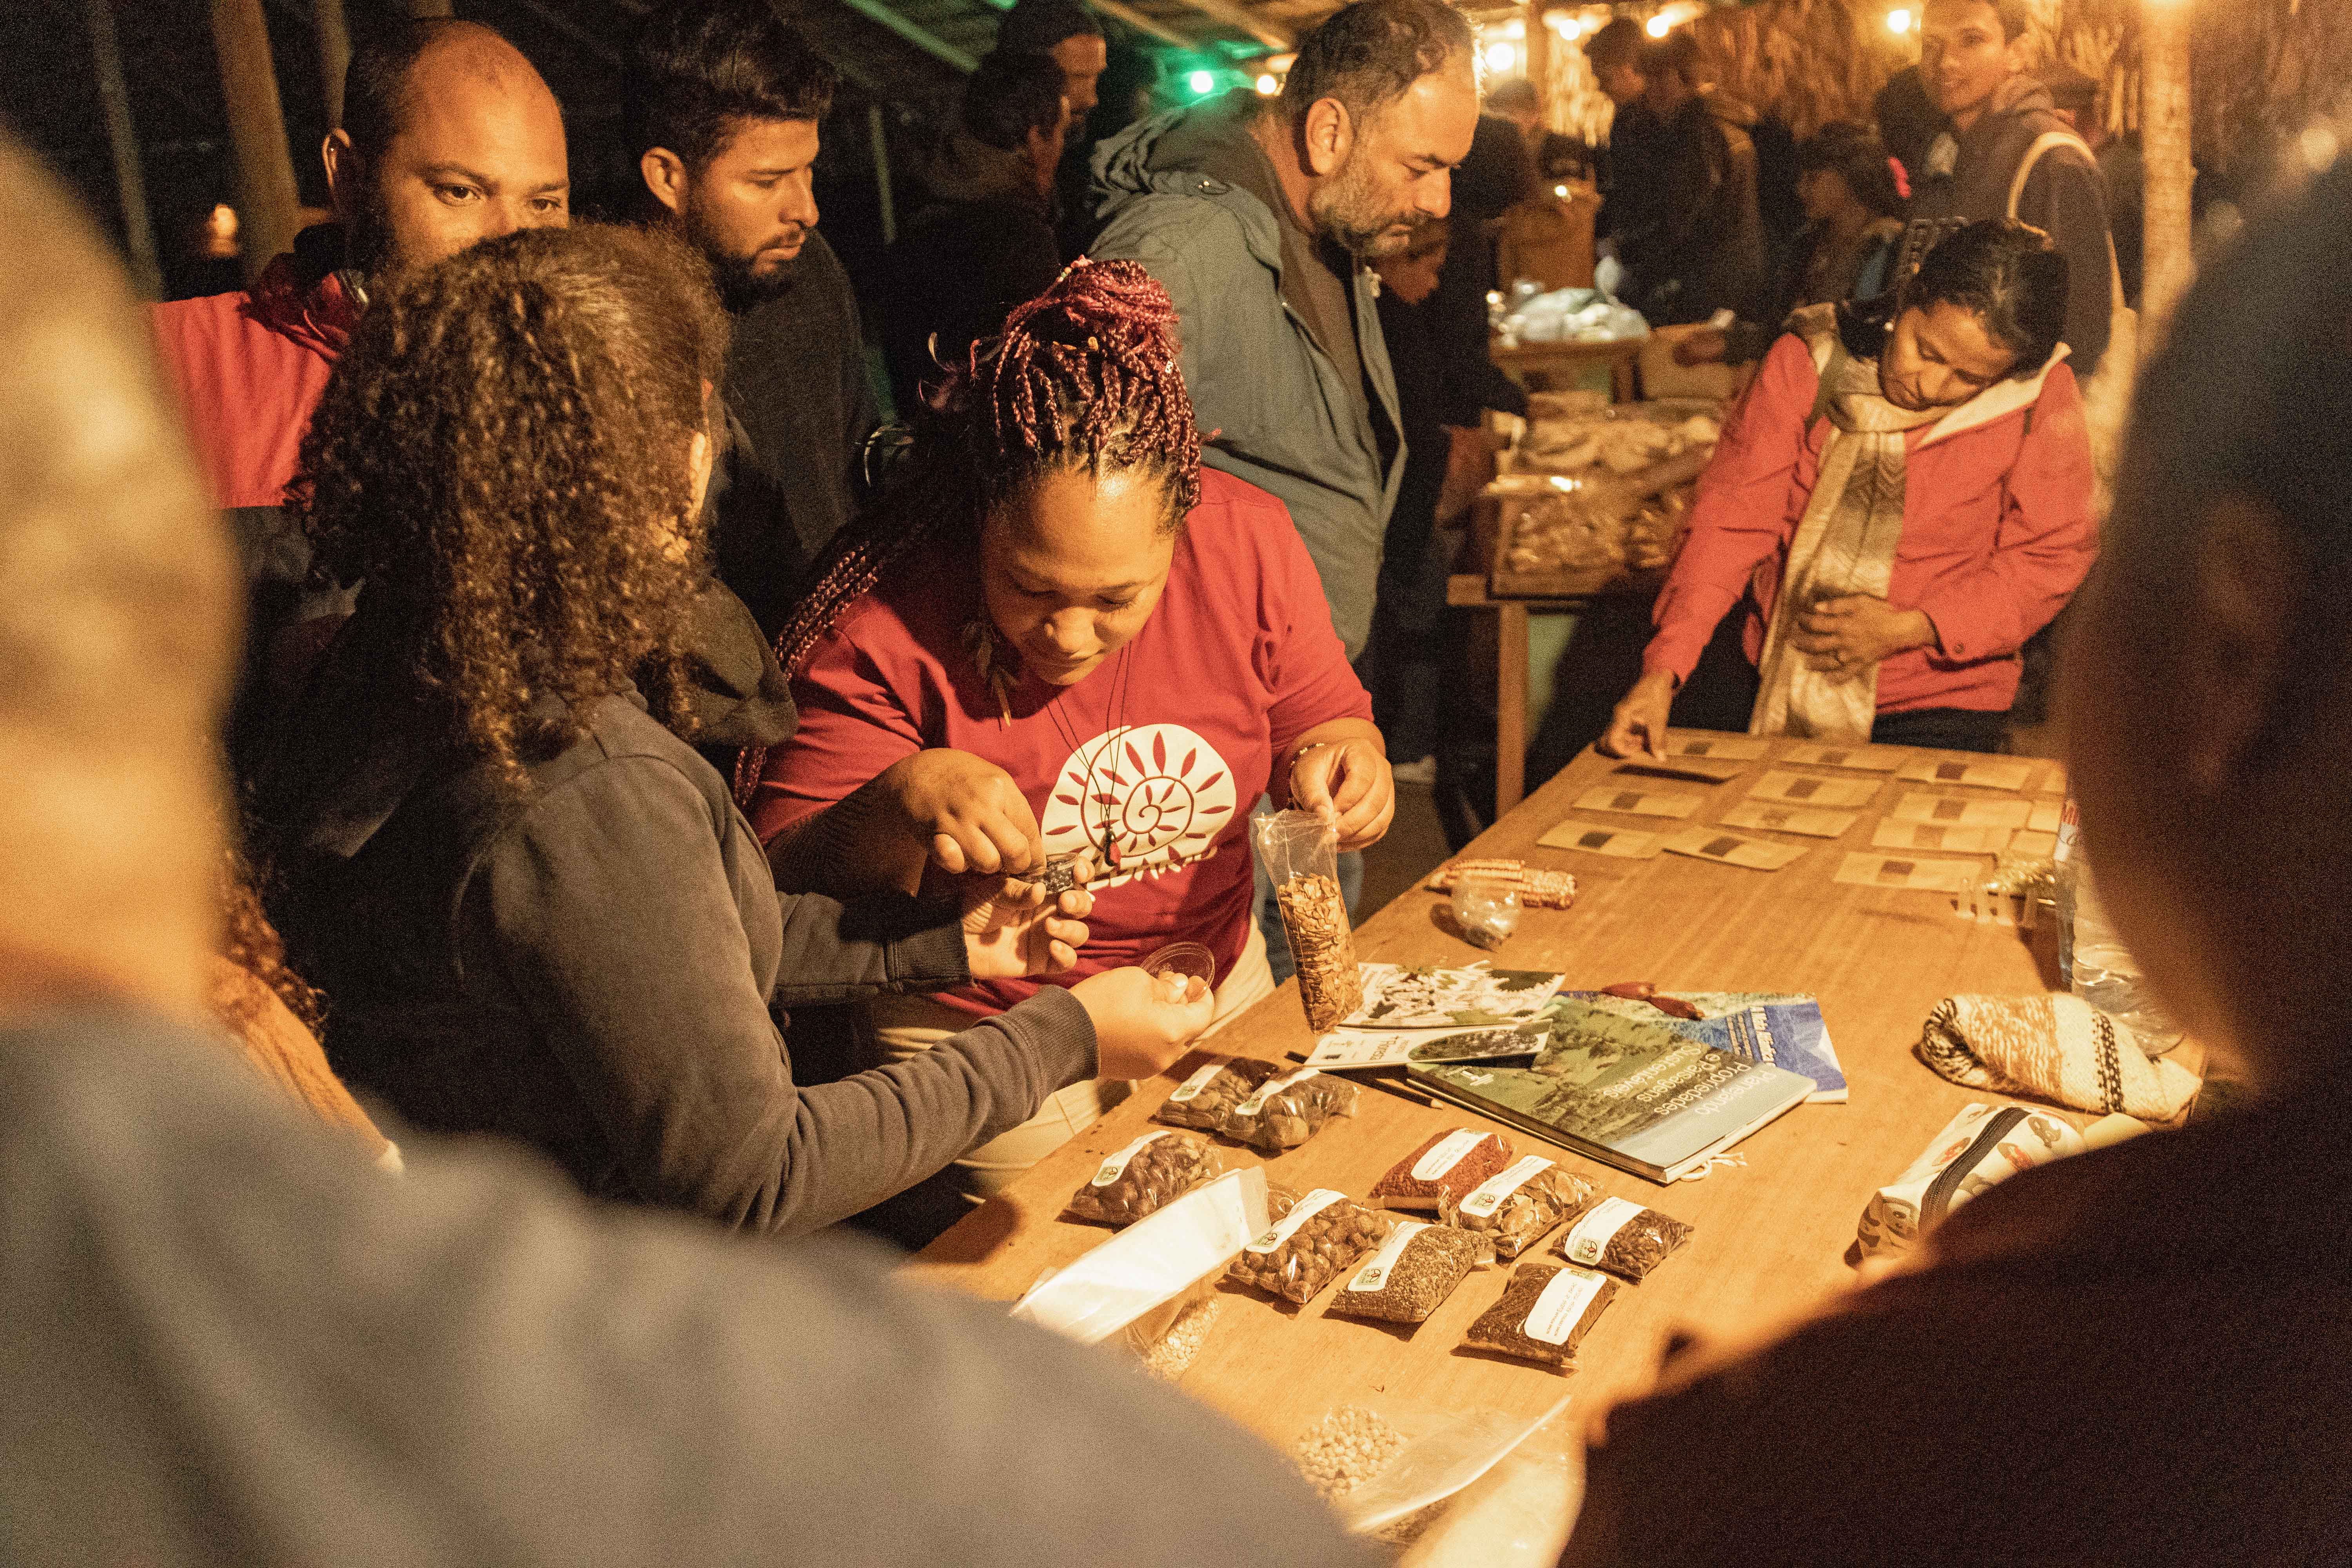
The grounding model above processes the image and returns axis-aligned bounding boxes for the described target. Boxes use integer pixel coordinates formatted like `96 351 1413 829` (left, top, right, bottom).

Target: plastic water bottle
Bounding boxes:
2053 797 2183 1056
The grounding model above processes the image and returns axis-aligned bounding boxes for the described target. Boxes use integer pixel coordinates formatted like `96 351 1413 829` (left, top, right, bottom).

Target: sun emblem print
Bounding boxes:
1040 723 1238 888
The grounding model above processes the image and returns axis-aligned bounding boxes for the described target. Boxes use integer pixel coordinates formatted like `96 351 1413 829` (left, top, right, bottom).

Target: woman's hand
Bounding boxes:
878 749 1043 877
1290 737 1395 851
1070 966 1218 1081
1600 669 1677 759
960 877 1092 979
1793 597 1938 680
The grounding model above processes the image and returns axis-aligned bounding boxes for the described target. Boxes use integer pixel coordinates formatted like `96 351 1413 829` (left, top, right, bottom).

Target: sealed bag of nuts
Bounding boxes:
1461 1262 1619 1369
1326 1220 1496 1325
1152 1055 1284 1133
1368 1126 1516 1210
1226 1187 1396 1305
1556 1194 1694 1281
1252 810 1366 1031
1213 1065 1361 1153
1439 1154 1598 1259
1063 1129 1222 1227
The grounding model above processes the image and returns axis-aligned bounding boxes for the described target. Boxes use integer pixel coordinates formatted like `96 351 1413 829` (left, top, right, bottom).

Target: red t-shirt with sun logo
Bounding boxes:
751 468 1373 1018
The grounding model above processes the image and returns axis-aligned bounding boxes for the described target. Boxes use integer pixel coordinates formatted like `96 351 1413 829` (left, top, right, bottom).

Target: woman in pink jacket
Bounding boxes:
1602 218 2096 757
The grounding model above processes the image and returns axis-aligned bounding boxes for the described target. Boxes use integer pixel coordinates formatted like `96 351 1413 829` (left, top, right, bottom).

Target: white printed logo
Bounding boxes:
1040 723 1238 889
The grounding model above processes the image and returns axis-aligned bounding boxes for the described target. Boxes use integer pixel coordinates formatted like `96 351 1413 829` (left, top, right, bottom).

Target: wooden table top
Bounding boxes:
911 731 2072 1450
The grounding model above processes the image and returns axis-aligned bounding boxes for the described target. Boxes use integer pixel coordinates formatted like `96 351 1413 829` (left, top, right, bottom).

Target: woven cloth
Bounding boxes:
1917 993 2200 1121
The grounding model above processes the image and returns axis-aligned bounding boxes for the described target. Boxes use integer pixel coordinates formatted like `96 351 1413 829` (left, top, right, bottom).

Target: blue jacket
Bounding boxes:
1090 100 1405 657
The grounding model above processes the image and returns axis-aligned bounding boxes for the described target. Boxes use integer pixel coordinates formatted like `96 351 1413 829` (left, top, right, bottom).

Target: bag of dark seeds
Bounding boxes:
1439 1156 1597 1259
1063 1130 1223 1227
1153 1055 1284 1133
1214 1066 1360 1153
1556 1195 1693 1281
1325 1220 1495 1325
1225 1187 1395 1305
1461 1262 1619 1369
1368 1126 1516 1211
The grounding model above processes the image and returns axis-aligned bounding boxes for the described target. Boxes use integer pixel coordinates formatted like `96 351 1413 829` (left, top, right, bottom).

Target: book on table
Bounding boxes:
1406 996 1820 1184
1557 990 1846 1103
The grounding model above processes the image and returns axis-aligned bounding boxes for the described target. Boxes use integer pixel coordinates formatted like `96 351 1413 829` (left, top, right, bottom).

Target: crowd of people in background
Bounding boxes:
14 0 2340 1558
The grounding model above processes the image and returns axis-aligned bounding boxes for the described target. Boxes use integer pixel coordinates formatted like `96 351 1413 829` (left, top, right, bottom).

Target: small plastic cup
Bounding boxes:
1143 941 1217 1004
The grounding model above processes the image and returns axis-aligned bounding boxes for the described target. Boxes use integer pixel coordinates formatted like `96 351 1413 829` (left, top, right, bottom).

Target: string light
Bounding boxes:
1645 14 1671 37
1887 7 1913 34
1255 72 1279 94
1187 69 1214 95
1484 40 1518 72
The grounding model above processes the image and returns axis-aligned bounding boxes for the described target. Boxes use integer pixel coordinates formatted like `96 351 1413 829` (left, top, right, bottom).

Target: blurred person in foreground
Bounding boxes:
0 134 1376 1566
1566 155 2352 1568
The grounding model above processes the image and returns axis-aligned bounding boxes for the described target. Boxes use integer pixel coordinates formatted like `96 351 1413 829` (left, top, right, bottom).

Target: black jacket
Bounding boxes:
1618 93 1769 327
252 596 1097 1236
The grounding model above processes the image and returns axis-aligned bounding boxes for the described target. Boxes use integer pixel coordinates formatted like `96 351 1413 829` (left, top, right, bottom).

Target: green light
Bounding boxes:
1188 69 1215 95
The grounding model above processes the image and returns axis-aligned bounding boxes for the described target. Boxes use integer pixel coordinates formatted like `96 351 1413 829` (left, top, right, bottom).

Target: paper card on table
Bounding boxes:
1660 825 1809 871
1572 786 1703 819
1894 755 2036 791
1304 1023 1549 1071
1720 800 1858 839
2009 830 2058 858
1536 820 1665 858
1871 818 2011 855
1662 733 1770 760
2036 763 2069 795
1889 792 2034 829
1613 756 1751 784
1746 770 1881 809
1778 742 1907 773
1833 852 1985 891
2028 800 2062 833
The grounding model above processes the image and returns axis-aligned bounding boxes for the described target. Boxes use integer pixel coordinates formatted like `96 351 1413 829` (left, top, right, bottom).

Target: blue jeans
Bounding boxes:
1252 795 1365 985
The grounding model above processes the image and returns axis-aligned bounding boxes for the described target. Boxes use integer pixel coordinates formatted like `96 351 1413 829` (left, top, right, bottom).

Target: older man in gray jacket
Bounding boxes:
1089 0 1479 659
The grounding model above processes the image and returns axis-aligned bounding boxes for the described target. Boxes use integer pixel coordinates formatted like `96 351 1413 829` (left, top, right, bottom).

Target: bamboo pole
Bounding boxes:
869 101 897 247
210 0 301 281
1524 4 1553 133
2139 0 2193 342
313 0 351 127
84 0 163 298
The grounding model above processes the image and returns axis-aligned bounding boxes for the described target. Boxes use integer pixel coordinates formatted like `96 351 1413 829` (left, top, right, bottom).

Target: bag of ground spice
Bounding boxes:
1063 1129 1223 1227
1438 1155 1597 1259
1368 1126 1516 1210
1152 1055 1283 1133
1226 1187 1396 1305
1252 810 1366 1031
1556 1194 1693 1281
1214 1065 1361 1153
1326 1220 1496 1325
1461 1262 1619 1369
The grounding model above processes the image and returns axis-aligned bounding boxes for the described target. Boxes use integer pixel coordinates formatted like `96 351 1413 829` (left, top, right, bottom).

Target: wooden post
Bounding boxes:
1523 4 1552 134
314 0 352 128
869 101 897 247
83 0 163 298
402 0 454 16
2139 0 2194 342
210 0 301 281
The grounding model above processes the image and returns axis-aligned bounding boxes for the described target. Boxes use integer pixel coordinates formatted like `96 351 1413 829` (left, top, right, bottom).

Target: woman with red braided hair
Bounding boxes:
753 260 1393 1207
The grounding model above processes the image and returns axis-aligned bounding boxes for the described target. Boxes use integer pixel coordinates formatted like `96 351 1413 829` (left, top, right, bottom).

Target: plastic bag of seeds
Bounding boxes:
1461 1263 1619 1369
1253 809 1367 1030
1555 1194 1693 1281
1226 1186 1396 1305
1153 1055 1284 1132
1064 1129 1223 1226
1326 1220 1497 1325
1368 1126 1517 1211
1439 1155 1598 1259
1214 1065 1361 1153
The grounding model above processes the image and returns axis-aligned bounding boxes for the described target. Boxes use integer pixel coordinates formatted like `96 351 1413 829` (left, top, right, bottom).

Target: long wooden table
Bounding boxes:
912 731 2071 1454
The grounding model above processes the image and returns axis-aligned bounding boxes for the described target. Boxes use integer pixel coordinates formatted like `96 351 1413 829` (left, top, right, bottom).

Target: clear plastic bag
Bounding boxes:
1212 1064 1360 1153
1461 1263 1619 1370
1253 809 1365 1031
1062 1129 1222 1227
1326 1221 1496 1325
1439 1156 1596 1259
1555 1195 1692 1281
1152 1054 1283 1133
1012 1166 1269 1346
1226 1185 1395 1305
1370 1127 1517 1211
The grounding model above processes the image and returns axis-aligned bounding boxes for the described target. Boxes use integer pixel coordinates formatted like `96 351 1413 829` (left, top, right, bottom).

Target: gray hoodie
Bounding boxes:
1091 99 1405 658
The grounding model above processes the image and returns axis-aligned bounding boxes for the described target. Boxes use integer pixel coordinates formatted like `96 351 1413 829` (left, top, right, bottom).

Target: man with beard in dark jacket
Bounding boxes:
879 52 1070 415
628 0 882 641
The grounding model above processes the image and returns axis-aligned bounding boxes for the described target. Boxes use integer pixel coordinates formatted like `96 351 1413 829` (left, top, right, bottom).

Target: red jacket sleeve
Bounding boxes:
749 621 926 843
1911 367 2099 666
1643 332 1818 683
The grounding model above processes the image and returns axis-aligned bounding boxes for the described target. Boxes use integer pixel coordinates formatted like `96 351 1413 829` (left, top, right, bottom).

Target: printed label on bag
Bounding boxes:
1411 1128 1490 1182
1167 1058 1230 1103
1563 1196 1645 1265
1460 1154 1556 1218
1232 1066 1318 1118
1525 1265 1610 1345
1244 1188 1347 1254
1346 1220 1428 1294
1089 1130 1169 1187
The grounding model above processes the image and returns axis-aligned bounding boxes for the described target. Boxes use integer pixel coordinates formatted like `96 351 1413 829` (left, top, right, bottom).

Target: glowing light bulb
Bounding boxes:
1645 14 1670 37
1887 7 1913 34
1484 41 1517 72
1555 16 1582 39
1187 69 1215 95
1255 72 1279 95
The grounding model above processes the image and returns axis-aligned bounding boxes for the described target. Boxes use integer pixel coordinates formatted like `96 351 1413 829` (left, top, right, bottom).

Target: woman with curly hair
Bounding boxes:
251 224 1213 1236
750 260 1392 1203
